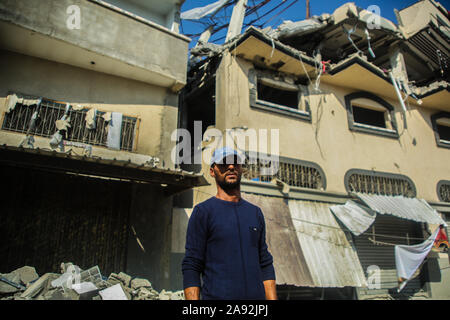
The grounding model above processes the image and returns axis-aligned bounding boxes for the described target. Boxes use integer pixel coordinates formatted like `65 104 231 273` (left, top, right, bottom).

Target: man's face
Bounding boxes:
210 155 242 191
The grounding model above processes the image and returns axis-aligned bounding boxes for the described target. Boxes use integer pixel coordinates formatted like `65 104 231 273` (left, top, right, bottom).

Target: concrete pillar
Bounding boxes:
225 0 248 43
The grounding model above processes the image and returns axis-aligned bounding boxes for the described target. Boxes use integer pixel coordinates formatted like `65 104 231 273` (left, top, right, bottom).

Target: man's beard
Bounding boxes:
217 176 241 191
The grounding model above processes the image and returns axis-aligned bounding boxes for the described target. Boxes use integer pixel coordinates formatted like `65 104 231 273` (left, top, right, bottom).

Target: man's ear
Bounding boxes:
209 166 215 178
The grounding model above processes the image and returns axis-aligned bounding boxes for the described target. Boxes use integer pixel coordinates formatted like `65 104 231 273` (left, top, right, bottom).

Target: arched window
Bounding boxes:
345 92 399 138
344 169 416 197
243 152 326 190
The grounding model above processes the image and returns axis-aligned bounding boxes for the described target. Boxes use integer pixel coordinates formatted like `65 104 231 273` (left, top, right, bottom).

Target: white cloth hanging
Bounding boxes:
395 226 440 292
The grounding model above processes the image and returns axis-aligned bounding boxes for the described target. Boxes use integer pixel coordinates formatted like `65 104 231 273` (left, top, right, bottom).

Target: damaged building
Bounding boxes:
0 0 209 297
177 0 450 299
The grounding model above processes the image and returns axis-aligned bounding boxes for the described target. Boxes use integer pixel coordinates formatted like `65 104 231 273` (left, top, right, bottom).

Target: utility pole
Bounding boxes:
225 0 248 43
306 0 310 18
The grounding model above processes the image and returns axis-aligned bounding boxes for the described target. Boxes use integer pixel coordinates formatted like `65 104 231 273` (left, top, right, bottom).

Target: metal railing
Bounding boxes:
2 99 137 152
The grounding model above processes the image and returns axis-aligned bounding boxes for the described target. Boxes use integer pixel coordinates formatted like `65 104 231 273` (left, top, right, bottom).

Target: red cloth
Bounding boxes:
435 227 448 242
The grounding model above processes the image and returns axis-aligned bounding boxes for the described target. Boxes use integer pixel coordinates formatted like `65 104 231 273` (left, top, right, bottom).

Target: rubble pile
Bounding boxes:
0 263 184 301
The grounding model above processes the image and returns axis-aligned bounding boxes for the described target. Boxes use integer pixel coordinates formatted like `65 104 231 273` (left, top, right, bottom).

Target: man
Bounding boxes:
182 147 277 300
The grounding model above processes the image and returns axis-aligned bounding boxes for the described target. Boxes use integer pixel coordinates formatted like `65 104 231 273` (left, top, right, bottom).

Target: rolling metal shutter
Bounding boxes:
0 164 131 276
354 214 424 297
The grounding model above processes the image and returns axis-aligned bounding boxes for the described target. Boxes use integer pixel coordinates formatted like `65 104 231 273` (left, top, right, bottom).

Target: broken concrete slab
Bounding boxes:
158 289 171 300
0 272 21 294
130 278 152 290
21 273 60 299
13 266 39 286
108 272 132 287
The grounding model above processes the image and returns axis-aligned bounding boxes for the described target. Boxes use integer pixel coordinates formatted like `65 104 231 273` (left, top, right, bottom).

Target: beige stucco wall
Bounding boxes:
0 0 189 90
208 52 450 203
0 50 179 168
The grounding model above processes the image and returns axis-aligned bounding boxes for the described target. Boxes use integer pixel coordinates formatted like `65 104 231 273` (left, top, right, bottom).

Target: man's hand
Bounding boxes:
184 287 200 300
263 280 277 300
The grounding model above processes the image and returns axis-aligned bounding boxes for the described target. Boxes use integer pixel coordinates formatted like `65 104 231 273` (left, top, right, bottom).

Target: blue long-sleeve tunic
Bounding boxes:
182 196 276 300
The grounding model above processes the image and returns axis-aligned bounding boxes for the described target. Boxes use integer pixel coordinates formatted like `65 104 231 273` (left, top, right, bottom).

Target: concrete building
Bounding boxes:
0 0 208 291
176 0 450 299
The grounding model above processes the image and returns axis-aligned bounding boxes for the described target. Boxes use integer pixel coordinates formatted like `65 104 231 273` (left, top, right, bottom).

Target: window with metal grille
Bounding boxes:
437 181 450 203
2 98 137 152
345 169 416 197
243 154 326 190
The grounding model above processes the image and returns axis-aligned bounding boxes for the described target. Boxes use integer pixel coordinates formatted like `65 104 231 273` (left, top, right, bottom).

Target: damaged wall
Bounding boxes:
0 50 179 168
0 0 189 89
211 51 450 202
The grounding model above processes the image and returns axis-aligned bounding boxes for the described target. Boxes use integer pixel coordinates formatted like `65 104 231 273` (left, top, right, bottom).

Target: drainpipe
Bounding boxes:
389 71 408 129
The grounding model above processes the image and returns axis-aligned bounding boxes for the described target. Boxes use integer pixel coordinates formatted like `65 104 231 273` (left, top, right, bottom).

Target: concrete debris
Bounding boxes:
273 17 328 39
190 42 223 57
14 266 39 286
0 273 22 294
85 108 97 130
108 272 132 288
131 278 152 290
21 273 61 299
5 93 41 113
0 263 185 300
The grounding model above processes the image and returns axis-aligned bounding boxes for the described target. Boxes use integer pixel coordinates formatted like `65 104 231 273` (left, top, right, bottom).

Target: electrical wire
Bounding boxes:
259 0 299 28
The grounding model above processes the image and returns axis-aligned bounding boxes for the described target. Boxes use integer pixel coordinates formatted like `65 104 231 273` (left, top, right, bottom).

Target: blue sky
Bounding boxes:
180 0 448 48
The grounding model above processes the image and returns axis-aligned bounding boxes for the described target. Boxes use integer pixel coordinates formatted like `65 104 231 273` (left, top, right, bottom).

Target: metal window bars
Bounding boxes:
439 184 450 203
243 157 323 190
2 99 137 152
348 173 415 197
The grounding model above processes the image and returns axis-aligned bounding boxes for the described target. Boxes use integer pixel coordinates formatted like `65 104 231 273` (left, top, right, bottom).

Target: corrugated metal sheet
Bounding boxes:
356 193 447 226
242 193 315 287
330 200 376 236
288 199 368 288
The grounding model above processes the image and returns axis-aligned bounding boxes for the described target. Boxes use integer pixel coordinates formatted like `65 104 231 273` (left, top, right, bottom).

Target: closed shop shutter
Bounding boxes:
354 215 424 297
0 165 131 276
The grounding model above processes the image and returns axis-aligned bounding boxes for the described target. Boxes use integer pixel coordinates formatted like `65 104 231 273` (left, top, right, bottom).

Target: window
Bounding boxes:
257 81 299 109
345 169 416 197
345 92 399 138
431 112 450 149
243 153 326 190
437 180 450 203
249 68 311 121
2 96 138 152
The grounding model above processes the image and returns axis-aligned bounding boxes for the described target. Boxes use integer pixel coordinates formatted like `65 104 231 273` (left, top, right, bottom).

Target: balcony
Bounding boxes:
0 0 190 91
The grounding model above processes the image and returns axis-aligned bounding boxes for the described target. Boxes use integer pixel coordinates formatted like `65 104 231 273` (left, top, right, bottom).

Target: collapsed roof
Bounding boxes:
190 0 449 96
268 0 449 87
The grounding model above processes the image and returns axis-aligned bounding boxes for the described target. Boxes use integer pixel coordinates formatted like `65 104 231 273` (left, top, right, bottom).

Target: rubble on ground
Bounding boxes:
0 263 184 301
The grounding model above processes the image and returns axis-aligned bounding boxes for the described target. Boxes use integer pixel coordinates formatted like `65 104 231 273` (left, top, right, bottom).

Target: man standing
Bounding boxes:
182 147 277 300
